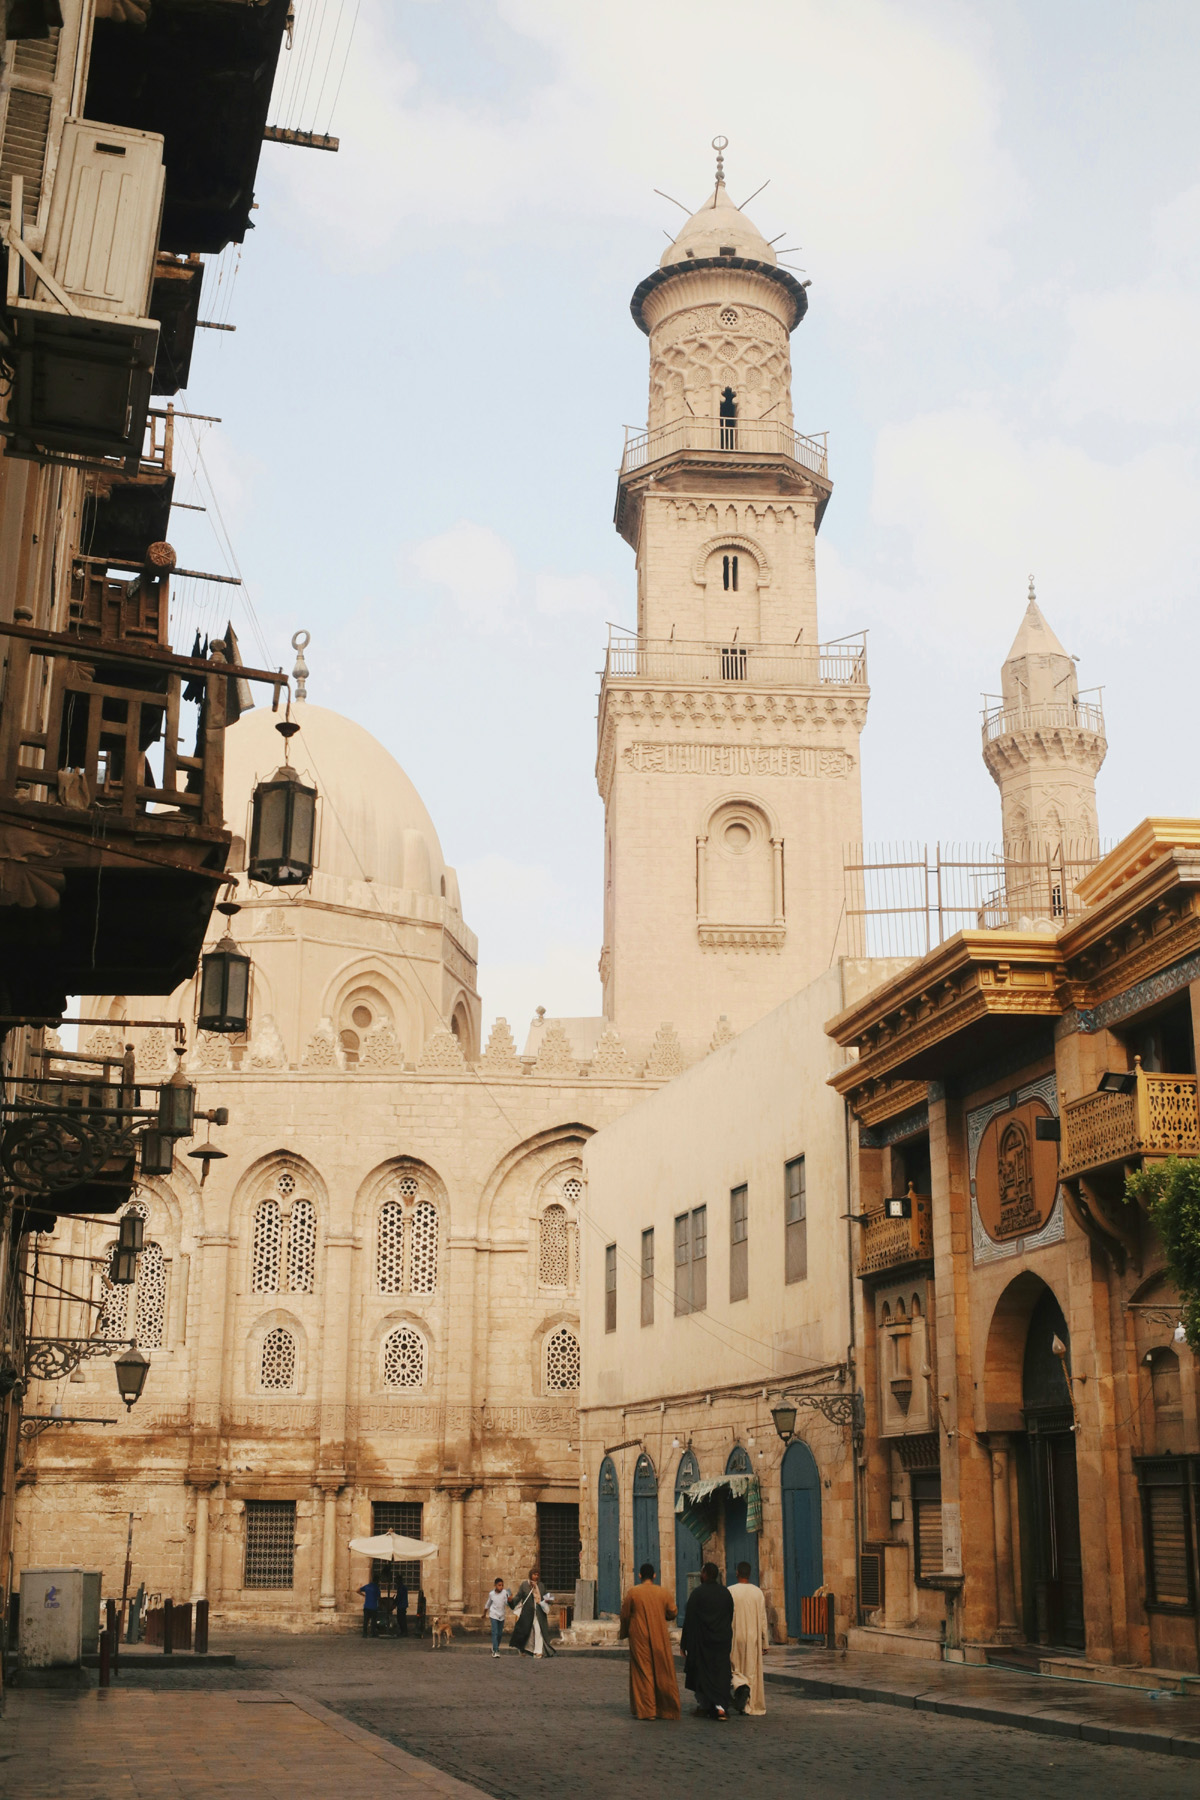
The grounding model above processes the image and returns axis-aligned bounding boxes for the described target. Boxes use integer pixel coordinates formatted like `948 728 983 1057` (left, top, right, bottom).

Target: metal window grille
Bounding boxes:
244 1500 295 1589
538 1204 570 1287
537 1503 580 1593
544 1324 580 1392
730 1186 748 1303
409 1199 438 1293
785 1156 807 1285
286 1198 316 1293
260 1326 296 1391
640 1227 654 1327
382 1324 426 1389
134 1241 166 1348
372 1501 423 1590
252 1199 282 1293
604 1243 617 1333
377 1198 405 1293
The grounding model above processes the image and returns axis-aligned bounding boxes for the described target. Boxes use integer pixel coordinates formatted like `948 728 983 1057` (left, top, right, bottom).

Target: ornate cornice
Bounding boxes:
698 924 784 952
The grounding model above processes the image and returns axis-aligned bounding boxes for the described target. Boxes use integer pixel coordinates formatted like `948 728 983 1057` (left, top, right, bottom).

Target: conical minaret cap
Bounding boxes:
659 175 778 270
1003 591 1070 667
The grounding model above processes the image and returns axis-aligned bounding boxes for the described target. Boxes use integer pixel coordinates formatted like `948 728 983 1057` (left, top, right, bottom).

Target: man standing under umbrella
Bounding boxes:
358 1576 382 1637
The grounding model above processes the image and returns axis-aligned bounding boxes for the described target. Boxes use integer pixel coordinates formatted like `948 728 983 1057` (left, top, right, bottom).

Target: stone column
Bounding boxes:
319 1484 340 1611
990 1435 1019 1638
771 837 785 925
448 1489 466 1614
189 1484 212 1603
696 837 708 921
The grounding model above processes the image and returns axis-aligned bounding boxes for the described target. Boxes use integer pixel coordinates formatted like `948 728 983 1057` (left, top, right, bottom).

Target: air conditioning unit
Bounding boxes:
2 118 165 469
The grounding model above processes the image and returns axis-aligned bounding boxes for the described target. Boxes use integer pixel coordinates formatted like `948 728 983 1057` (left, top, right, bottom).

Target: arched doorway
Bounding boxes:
597 1456 620 1615
724 1445 759 1583
674 1449 701 1611
781 1439 822 1637
632 1452 660 1580
1022 1289 1084 1649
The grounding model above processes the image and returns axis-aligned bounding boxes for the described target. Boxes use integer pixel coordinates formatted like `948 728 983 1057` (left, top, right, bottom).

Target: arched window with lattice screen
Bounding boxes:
260 1326 297 1391
409 1200 438 1294
134 1242 167 1348
377 1200 405 1294
96 1254 130 1336
382 1323 426 1389
538 1205 570 1288
544 1324 581 1393
287 1199 316 1293
252 1199 282 1293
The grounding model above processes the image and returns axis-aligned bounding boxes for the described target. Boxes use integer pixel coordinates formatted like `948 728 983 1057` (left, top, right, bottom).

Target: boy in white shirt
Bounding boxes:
483 1577 511 1657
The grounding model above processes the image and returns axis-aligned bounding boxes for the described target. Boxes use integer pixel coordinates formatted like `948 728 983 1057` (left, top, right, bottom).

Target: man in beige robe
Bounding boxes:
730 1561 770 1715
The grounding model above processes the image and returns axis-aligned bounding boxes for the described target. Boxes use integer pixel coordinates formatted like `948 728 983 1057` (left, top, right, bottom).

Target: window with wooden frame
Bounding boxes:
1137 1455 1198 1613
675 1207 707 1315
729 1185 748 1303
911 1471 944 1583
641 1227 654 1327
785 1155 807 1283
604 1242 617 1333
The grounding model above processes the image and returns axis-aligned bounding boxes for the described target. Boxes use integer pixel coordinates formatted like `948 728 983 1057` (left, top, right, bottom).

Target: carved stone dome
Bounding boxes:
222 701 458 902
659 178 778 269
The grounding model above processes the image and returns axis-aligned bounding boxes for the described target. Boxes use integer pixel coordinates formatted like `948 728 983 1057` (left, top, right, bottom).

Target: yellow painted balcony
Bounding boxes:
857 1194 933 1280
1059 1068 1200 1181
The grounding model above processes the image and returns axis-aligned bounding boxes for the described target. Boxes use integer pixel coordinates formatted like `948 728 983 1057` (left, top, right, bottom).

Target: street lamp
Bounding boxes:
114 1346 149 1412
158 1051 195 1139
770 1400 798 1444
249 763 317 886
118 1212 144 1253
197 933 251 1034
139 1129 174 1176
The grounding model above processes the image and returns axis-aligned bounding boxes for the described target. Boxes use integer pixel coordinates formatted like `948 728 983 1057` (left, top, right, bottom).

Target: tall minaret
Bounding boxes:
982 580 1106 854
598 142 868 1062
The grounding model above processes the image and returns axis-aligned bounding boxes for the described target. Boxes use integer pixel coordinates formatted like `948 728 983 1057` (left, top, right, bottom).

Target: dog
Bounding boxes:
429 1617 452 1648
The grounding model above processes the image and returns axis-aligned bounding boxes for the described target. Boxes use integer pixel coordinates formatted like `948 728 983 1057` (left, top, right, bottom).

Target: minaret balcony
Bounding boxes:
982 697 1106 747
621 417 829 481
601 629 867 693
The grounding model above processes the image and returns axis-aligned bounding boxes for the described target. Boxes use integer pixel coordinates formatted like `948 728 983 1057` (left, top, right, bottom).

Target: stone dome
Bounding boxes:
659 177 778 270
222 701 456 900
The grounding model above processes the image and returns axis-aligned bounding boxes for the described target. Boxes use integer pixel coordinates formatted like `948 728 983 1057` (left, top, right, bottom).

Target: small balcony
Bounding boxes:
620 416 830 481
601 629 867 693
857 1195 934 1280
982 695 1106 747
1059 1069 1200 1181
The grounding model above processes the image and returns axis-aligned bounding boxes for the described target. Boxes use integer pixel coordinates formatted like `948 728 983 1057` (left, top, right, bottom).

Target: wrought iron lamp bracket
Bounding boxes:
25 1336 137 1382
20 1414 117 1441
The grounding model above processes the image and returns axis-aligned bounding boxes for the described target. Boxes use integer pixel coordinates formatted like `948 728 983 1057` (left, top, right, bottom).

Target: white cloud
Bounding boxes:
405 520 616 629
266 0 1021 308
477 944 602 1041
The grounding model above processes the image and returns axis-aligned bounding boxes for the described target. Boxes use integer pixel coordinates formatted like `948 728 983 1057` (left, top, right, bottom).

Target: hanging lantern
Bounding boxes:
139 1130 174 1176
770 1400 797 1444
158 1053 195 1139
248 764 317 886
197 934 251 1034
114 1346 150 1411
111 1244 138 1285
118 1211 145 1252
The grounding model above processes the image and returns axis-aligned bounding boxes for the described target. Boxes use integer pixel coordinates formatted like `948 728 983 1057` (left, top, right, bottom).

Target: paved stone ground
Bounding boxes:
23 1632 1192 1800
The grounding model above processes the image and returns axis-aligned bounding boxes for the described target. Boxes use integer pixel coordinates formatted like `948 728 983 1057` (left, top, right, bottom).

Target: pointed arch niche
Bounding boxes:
696 794 784 947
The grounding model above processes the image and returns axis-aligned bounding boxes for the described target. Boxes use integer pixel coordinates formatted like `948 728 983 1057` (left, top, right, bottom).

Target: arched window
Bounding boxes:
287 1198 316 1294
260 1326 297 1391
722 553 739 592
538 1205 570 1287
382 1324 427 1389
377 1199 405 1293
135 1242 167 1349
544 1324 580 1392
252 1199 282 1293
97 1253 130 1336
409 1200 439 1294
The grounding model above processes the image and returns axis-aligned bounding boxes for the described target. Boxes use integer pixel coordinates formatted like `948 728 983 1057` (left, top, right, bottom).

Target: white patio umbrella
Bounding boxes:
349 1534 438 1561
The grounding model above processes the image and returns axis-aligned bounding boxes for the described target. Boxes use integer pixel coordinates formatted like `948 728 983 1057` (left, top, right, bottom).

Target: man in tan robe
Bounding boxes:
730 1561 770 1715
619 1562 680 1720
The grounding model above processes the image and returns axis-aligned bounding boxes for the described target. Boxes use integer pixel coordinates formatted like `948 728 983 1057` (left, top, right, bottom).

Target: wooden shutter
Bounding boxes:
912 1472 943 1579
1147 1486 1190 1606
859 1545 884 1612
0 24 75 234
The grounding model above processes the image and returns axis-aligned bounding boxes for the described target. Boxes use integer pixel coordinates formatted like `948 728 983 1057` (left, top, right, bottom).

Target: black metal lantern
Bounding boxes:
139 1129 175 1176
770 1400 797 1444
111 1244 138 1285
158 1055 195 1139
249 764 317 886
118 1211 145 1252
198 934 251 1034
114 1346 149 1411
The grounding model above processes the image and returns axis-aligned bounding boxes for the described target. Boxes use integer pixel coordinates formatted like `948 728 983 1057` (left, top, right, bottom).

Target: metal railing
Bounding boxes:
1060 1069 1200 1181
844 840 1106 959
620 417 829 479
982 698 1106 744
602 629 867 690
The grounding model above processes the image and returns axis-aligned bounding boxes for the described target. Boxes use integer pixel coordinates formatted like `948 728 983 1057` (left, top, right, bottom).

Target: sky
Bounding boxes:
161 0 1200 1034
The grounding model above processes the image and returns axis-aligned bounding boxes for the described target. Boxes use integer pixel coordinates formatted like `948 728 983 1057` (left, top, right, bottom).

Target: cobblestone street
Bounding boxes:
5 1634 1199 1800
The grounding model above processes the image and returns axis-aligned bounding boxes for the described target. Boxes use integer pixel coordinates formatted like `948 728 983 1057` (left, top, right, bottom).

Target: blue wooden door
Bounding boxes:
674 1449 701 1612
781 1439 823 1637
632 1453 660 1580
597 1456 620 1615
724 1445 759 1583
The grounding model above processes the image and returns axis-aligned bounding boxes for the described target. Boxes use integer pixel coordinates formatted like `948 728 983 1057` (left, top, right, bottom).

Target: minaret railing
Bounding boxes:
602 631 866 690
981 696 1105 745
620 418 829 479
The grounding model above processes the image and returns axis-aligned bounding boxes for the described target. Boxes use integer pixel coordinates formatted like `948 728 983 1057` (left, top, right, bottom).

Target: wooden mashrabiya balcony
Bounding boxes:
1059 1065 1200 1181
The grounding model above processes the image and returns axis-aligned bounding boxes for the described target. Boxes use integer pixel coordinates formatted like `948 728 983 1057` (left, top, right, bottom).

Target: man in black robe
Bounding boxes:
681 1561 735 1719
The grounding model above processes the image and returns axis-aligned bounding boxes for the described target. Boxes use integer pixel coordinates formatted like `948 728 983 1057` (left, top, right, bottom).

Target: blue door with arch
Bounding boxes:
597 1456 620 1615
724 1445 759 1584
781 1439 823 1637
674 1449 701 1611
632 1452 660 1580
